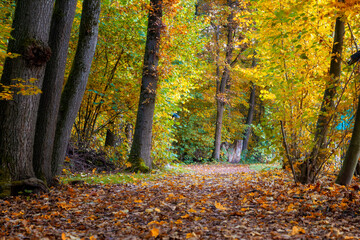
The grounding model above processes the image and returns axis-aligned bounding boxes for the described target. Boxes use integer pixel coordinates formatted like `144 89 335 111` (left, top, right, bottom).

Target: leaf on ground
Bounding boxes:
150 227 160 237
215 201 229 210
290 226 306 235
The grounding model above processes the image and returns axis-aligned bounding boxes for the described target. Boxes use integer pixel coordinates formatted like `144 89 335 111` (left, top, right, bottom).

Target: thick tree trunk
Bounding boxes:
228 140 243 163
0 0 54 195
33 0 77 185
336 93 360 185
242 82 256 156
128 0 163 172
299 4 345 184
212 1 236 160
52 0 100 177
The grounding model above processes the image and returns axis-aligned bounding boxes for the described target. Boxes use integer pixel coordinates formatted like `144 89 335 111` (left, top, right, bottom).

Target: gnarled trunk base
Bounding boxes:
11 178 48 196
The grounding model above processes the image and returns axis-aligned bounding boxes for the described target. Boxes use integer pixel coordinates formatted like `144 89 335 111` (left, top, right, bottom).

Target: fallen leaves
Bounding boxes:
0 164 360 239
214 201 229 211
150 227 160 237
290 226 306 235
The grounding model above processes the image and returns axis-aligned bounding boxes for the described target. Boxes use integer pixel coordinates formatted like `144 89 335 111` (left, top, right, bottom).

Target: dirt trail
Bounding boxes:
185 164 254 175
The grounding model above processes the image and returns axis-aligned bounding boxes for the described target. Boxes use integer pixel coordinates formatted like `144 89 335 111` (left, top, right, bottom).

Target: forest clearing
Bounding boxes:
2 0 360 238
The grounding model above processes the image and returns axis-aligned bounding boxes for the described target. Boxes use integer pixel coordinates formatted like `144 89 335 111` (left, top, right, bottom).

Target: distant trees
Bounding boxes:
212 0 238 160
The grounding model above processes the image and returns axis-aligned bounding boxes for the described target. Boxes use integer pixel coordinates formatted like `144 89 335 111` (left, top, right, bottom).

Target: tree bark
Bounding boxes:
228 140 243 163
355 163 360 176
125 122 133 146
0 0 54 195
33 0 77 185
299 3 345 184
242 82 256 156
128 0 163 172
212 1 236 160
336 93 360 185
52 0 100 177
105 129 116 147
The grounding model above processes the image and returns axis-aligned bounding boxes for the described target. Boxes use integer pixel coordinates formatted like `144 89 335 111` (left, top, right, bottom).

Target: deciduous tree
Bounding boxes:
33 0 78 185
52 0 100 176
128 0 163 171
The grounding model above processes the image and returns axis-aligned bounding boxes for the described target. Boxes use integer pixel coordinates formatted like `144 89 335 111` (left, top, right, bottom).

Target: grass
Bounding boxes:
249 163 281 171
60 163 190 185
61 163 281 185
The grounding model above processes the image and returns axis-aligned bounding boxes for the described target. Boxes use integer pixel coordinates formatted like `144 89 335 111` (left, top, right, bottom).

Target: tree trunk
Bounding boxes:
128 0 163 172
51 0 100 177
213 101 226 160
33 0 77 185
299 3 345 184
125 122 133 146
0 0 54 195
212 1 236 160
336 93 360 185
228 140 243 163
105 129 116 147
355 162 360 176
242 82 256 156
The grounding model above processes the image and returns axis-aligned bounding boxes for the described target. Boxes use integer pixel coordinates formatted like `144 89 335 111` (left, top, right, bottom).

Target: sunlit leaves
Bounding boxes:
248 0 360 173
0 78 42 100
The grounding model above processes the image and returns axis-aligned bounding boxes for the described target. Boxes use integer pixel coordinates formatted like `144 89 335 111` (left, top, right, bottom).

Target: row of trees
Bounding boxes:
0 0 190 195
0 0 100 195
1 0 360 196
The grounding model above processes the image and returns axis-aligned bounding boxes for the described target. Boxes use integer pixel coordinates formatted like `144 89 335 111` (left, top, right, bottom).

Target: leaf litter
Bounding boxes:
1 164 360 239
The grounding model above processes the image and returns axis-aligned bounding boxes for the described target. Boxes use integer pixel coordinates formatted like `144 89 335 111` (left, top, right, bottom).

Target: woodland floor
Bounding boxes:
1 164 360 240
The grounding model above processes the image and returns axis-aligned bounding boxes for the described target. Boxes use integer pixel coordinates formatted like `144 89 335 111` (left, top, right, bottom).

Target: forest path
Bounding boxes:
1 164 360 239
185 163 254 175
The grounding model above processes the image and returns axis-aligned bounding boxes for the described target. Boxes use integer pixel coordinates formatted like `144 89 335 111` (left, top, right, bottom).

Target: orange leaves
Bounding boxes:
174 219 183 224
214 201 229 211
185 232 198 239
290 226 306 235
188 208 197 213
150 227 160 237
181 213 190 219
2 164 360 239
61 233 67 240
286 203 296 212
